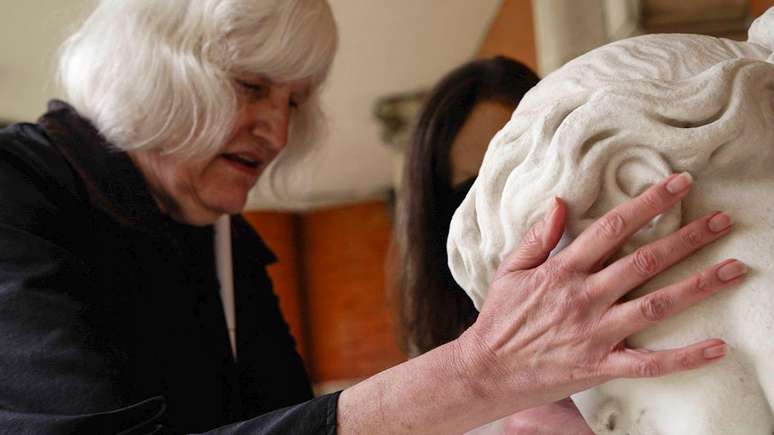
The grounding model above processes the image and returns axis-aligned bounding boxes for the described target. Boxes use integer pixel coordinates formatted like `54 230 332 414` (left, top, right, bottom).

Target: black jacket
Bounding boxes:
0 101 339 434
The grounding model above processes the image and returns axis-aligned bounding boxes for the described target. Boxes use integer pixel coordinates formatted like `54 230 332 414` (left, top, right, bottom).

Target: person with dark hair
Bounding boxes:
397 56 539 354
396 57 591 434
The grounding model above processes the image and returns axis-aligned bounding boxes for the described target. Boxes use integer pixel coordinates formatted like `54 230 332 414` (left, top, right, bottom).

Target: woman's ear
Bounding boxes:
577 146 683 257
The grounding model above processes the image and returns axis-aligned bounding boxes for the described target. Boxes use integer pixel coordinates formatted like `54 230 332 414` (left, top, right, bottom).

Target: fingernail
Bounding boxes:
708 212 732 232
544 197 559 224
666 172 693 194
717 260 747 282
703 344 726 359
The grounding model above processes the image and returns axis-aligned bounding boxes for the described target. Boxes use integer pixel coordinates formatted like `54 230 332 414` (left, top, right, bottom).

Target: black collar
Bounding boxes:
38 100 171 232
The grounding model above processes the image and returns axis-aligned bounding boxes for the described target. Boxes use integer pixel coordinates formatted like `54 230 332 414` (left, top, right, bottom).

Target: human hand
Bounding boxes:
456 172 745 410
500 399 593 435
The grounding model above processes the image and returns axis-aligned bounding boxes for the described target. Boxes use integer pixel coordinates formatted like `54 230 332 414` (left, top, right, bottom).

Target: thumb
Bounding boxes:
503 197 566 271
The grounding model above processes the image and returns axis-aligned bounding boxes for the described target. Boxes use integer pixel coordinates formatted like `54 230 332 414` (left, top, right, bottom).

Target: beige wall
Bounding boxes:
0 1 92 123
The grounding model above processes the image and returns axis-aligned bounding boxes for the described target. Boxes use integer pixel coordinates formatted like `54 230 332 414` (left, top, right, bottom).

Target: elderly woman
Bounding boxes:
0 1 744 434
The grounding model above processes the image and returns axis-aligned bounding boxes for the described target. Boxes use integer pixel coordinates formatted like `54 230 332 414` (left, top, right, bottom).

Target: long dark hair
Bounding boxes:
396 56 539 354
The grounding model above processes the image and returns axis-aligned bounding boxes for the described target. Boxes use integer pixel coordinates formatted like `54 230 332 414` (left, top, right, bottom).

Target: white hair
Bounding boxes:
57 0 338 158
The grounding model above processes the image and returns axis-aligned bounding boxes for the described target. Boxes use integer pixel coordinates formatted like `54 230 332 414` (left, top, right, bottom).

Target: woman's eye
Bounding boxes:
237 80 268 98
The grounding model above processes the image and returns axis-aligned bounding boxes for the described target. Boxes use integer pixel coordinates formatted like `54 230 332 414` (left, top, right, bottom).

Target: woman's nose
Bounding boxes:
252 89 291 152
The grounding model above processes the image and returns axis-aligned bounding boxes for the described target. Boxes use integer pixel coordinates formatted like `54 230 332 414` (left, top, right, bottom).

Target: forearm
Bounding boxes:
336 338 518 434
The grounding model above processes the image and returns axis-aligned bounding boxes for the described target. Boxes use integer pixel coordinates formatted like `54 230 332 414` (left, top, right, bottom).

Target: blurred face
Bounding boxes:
130 76 311 225
448 100 515 186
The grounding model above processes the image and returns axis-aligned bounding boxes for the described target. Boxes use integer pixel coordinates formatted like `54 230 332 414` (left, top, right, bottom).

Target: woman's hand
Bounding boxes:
457 172 746 409
338 172 745 434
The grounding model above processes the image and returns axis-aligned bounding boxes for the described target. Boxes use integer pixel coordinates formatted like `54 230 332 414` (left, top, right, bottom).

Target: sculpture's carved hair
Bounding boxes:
448 11 774 309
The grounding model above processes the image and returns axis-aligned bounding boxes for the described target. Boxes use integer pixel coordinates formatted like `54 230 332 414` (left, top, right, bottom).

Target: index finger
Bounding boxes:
559 172 693 272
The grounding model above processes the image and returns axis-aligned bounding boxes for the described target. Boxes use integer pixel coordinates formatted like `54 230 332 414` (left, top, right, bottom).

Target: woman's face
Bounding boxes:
449 100 515 186
130 76 311 226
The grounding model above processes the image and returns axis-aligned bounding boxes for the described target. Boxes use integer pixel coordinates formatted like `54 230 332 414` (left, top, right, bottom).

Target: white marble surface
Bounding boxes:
448 8 774 435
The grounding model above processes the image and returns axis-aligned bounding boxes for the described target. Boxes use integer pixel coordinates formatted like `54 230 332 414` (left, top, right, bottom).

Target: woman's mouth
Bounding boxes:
221 153 262 174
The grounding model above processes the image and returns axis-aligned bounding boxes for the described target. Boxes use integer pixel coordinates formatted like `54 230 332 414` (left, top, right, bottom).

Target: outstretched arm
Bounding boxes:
337 173 744 433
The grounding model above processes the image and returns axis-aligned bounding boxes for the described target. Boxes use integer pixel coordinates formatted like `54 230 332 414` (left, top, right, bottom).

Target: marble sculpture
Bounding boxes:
447 8 774 435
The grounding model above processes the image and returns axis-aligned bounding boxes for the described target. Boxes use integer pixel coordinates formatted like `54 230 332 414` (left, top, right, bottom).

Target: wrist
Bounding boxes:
450 328 508 404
